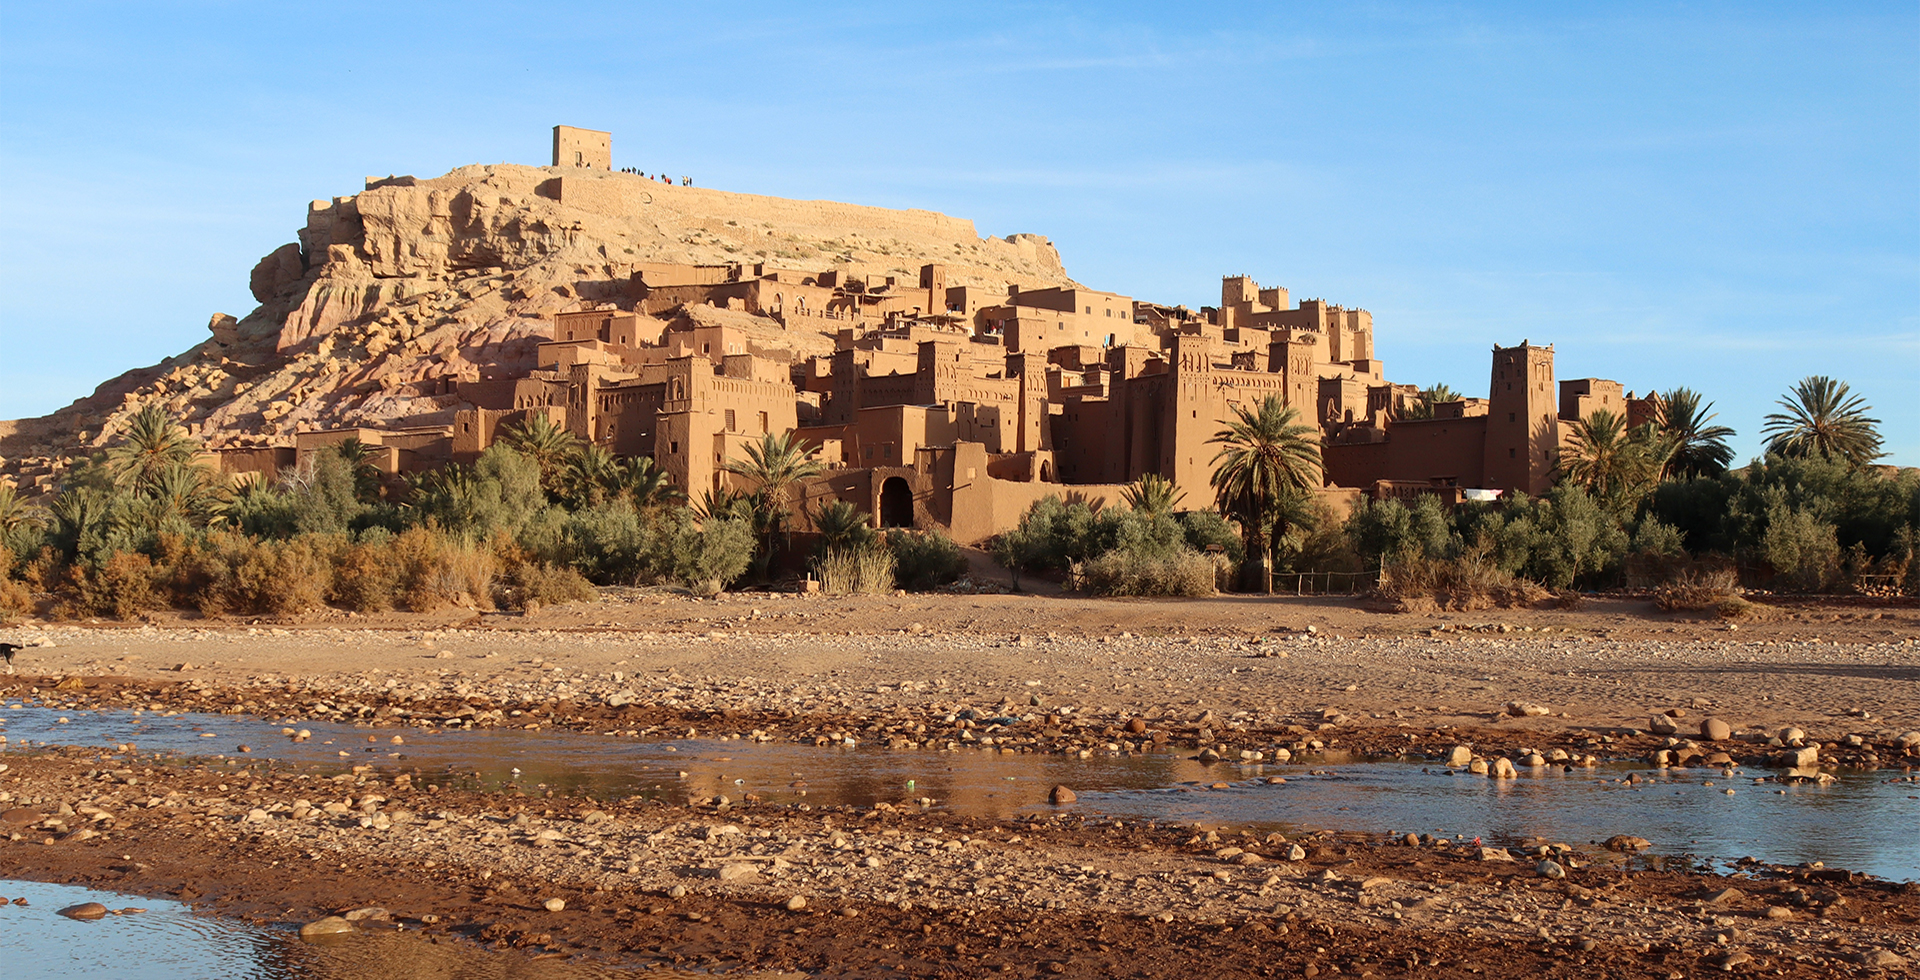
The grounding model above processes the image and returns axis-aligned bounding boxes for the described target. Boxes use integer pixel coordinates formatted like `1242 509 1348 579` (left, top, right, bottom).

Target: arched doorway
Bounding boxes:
879 477 913 528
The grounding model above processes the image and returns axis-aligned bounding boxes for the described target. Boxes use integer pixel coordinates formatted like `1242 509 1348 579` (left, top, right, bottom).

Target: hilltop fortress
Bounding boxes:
0 127 1652 542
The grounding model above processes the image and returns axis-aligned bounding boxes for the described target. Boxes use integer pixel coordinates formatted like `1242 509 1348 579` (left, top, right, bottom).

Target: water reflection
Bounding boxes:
3 703 1915 880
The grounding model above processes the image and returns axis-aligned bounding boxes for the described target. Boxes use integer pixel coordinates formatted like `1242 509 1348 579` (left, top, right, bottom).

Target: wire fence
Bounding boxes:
1276 570 1380 595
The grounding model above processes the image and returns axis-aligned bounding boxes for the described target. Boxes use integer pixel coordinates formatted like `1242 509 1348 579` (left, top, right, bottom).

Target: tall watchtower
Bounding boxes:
1482 342 1557 495
552 126 611 169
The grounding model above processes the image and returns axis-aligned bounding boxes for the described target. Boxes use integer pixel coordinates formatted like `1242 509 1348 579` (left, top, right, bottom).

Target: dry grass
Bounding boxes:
1373 549 1549 612
816 545 896 595
392 527 497 612
1078 550 1216 597
503 562 598 611
1649 566 1766 619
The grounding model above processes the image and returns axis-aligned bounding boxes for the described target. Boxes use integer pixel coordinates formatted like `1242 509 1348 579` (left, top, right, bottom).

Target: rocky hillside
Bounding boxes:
0 164 1076 494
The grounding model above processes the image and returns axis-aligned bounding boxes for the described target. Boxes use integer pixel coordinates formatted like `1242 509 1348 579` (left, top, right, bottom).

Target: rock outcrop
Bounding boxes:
0 164 1076 491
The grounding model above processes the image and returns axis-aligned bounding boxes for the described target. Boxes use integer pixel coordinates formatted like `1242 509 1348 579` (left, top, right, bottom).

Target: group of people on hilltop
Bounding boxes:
616 167 692 186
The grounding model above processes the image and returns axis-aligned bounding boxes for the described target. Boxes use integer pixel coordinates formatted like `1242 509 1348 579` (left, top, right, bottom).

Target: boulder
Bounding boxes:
1604 835 1652 853
1049 785 1077 805
1648 714 1679 736
57 902 108 920
1444 745 1473 767
1490 757 1517 779
1700 717 1732 741
299 916 354 939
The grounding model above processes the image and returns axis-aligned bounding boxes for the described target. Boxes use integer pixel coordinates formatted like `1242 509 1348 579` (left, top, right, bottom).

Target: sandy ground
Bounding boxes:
1 591 1917 978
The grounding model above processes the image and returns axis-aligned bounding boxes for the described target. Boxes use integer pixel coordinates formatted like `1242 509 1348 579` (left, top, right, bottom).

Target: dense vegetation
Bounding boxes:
993 379 1915 599
0 408 965 623
0 375 1909 619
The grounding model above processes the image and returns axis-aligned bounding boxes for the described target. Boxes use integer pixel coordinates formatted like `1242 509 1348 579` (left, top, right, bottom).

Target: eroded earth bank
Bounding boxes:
1 592 1916 978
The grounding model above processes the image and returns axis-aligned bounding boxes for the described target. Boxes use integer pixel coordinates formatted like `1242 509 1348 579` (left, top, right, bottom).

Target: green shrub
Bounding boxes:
669 516 755 594
555 502 661 584
886 529 966 591
1079 549 1216 597
1761 497 1840 591
1175 510 1244 566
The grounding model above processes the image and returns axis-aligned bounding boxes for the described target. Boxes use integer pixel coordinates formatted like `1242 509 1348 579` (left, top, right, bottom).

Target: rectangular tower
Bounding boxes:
1481 343 1557 496
552 126 611 169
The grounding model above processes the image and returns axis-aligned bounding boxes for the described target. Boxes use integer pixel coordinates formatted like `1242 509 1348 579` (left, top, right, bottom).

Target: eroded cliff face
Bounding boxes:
0 164 1074 489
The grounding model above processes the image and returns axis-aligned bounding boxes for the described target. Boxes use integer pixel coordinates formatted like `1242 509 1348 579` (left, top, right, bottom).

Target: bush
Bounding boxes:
331 532 402 612
392 527 496 612
816 544 897 595
228 536 336 616
1373 545 1547 612
1175 510 1244 565
503 562 598 610
1078 549 1216 597
886 529 966 591
1761 496 1840 592
554 502 661 584
668 516 755 594
57 551 161 620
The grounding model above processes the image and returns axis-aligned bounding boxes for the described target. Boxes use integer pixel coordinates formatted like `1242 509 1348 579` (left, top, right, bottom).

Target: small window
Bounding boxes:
725 409 737 432
669 441 679 453
1508 412 1516 423
1509 448 1517 458
758 411 769 433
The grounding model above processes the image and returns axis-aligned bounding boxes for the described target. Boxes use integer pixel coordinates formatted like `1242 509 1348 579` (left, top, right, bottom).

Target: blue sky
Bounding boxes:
2 2 1914 463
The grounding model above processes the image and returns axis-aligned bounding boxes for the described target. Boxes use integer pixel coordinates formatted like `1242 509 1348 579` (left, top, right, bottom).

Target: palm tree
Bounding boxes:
141 459 218 526
811 498 875 552
1206 397 1322 593
1120 473 1185 516
725 431 824 542
105 406 199 491
1762 376 1884 468
334 438 385 502
500 412 582 499
1557 409 1664 511
725 432 825 579
0 484 41 533
622 456 684 509
1400 383 1462 421
564 444 627 509
1652 388 1736 480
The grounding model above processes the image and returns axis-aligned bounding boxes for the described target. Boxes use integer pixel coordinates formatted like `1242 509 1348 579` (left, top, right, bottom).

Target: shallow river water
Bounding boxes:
3 701 1916 880
0 879 754 979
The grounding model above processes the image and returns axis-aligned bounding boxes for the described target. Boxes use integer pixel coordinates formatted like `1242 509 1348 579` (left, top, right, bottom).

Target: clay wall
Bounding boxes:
1558 378 1624 422
201 446 295 478
552 126 611 169
1323 416 1489 491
